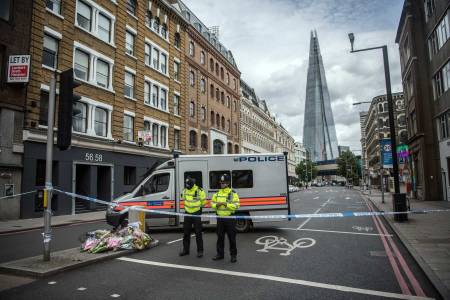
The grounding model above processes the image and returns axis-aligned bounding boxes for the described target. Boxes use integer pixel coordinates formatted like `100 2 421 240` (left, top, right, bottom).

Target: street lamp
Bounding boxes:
348 33 402 197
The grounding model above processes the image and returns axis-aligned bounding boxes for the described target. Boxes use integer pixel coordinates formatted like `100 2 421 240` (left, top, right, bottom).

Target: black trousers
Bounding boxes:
216 218 237 257
183 212 203 253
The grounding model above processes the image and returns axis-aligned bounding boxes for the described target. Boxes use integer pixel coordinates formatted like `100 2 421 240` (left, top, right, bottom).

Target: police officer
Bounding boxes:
179 177 206 258
211 173 240 263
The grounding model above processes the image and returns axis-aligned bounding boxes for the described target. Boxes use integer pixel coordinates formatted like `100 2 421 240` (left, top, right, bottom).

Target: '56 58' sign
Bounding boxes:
8 55 31 83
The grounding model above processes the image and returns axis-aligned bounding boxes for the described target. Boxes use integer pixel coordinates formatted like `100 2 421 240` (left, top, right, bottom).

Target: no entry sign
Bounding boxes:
8 55 31 83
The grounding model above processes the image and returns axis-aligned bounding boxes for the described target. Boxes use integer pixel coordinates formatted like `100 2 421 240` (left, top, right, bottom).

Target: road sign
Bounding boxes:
7 55 31 83
380 139 393 169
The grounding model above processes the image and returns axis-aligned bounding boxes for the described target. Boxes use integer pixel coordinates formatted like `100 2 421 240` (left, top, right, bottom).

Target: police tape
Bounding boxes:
53 189 450 220
0 190 37 200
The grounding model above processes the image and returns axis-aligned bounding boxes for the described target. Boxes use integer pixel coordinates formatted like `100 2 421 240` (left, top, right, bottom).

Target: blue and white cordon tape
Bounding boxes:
53 189 450 220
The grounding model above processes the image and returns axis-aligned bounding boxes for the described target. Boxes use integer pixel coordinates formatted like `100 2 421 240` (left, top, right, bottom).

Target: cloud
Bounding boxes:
182 0 404 151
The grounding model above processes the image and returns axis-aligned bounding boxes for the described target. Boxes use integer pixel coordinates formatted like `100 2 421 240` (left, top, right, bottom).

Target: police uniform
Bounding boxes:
180 178 206 257
211 174 240 262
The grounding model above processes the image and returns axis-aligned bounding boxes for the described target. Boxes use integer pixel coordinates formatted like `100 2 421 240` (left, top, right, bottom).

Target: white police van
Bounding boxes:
106 153 291 232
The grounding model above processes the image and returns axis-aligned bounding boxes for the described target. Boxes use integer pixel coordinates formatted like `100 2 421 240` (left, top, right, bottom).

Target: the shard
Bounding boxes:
303 31 339 162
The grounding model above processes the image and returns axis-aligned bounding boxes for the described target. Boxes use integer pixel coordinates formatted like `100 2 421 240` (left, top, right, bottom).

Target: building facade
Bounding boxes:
303 31 339 162
274 125 296 183
359 111 369 182
174 1 241 155
396 0 447 201
364 93 407 188
21 0 190 218
294 142 307 165
240 79 276 154
0 1 33 219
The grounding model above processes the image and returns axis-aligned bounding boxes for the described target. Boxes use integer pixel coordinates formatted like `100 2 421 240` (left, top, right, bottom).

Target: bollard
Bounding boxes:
129 206 146 232
393 193 408 222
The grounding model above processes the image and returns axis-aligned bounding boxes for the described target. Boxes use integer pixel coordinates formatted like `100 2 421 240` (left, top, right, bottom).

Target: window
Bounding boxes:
410 110 417 135
190 101 195 117
201 134 208 151
161 53 167 74
227 120 230 132
215 63 219 76
96 59 109 88
216 88 219 100
126 0 136 16
398 115 406 127
210 58 214 72
145 10 152 27
424 0 436 22
77 0 92 31
160 126 167 148
226 96 230 108
209 171 230 189
174 61 180 81
210 111 215 125
141 173 170 194
174 33 181 49
42 34 59 69
210 84 214 97
158 88 166 111
125 30 135 56
123 114 134 141
152 84 159 107
152 123 159 146
201 107 206 121
161 23 168 39
200 78 206 93
234 123 238 135
221 92 225 104
227 73 230 85
233 100 237 112
73 101 87 133
46 0 61 15
174 129 180 150
190 71 195 86
144 82 151 105
200 51 205 65
228 142 232 154
443 61 450 92
399 130 408 144
153 17 160 33
448 158 450 184
124 166 136 185
173 94 180 115
145 44 151 65
189 130 197 148
124 71 135 98
440 113 449 140
184 171 203 188
221 116 225 129
74 49 89 80
94 107 107 136
39 91 50 126
232 170 253 188
98 13 111 43
216 113 220 127
152 48 159 69
220 67 224 80
189 41 195 56
428 10 450 58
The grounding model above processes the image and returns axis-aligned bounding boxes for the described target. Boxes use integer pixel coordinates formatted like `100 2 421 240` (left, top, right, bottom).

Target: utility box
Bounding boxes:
393 193 408 222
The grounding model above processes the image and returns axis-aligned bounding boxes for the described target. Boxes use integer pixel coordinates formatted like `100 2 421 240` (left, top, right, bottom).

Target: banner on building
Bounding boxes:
380 139 393 169
7 55 31 83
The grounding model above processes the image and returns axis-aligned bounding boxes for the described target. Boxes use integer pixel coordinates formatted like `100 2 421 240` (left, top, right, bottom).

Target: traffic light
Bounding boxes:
57 68 81 150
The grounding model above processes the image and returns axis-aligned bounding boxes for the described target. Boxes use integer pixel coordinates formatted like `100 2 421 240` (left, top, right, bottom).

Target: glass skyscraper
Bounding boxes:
303 31 339 162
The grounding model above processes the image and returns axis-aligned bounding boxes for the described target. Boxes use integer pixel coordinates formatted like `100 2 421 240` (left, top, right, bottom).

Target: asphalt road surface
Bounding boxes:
0 187 442 299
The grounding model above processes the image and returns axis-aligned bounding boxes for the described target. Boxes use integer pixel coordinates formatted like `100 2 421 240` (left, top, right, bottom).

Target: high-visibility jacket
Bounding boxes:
181 185 206 214
211 187 240 216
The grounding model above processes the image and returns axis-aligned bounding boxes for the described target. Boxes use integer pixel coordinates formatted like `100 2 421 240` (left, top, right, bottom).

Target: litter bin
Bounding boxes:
393 193 408 222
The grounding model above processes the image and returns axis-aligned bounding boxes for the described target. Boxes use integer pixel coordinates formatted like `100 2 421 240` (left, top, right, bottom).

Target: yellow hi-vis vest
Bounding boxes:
211 187 240 216
182 185 206 214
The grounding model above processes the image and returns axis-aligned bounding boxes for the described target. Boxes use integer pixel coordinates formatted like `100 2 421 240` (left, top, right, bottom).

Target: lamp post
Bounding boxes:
349 34 406 219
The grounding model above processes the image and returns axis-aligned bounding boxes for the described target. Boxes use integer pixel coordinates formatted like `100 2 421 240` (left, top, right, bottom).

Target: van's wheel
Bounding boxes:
235 213 252 233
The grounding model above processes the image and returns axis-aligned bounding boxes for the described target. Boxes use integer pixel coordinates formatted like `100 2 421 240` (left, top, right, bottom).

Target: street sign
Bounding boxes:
7 55 31 83
380 139 393 169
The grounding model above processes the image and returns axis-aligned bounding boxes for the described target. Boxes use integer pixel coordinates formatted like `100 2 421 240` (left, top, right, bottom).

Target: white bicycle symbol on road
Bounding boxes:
255 235 316 256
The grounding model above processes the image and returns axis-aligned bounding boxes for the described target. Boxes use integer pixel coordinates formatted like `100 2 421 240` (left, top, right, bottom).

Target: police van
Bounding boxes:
106 153 291 232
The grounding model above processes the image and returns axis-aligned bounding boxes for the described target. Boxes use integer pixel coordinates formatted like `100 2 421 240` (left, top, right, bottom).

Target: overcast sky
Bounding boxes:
183 0 405 151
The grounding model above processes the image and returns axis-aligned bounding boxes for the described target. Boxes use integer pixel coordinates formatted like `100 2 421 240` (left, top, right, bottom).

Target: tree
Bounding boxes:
337 151 360 185
295 159 317 183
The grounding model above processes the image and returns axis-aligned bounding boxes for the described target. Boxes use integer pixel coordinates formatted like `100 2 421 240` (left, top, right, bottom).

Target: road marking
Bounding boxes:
110 294 120 298
48 281 57 285
279 227 392 237
345 197 351 200
117 257 433 300
352 226 373 232
313 196 320 200
167 234 195 244
296 198 331 230
77 287 87 291
255 235 316 256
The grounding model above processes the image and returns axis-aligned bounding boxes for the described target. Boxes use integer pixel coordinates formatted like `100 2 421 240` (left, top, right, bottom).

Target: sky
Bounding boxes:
183 0 405 151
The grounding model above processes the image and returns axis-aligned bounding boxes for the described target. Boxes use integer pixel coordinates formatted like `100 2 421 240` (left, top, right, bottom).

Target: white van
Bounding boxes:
106 153 291 232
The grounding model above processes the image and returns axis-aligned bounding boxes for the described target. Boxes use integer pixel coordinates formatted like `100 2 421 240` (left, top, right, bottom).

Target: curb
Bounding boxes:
0 219 105 235
360 191 450 300
0 240 159 278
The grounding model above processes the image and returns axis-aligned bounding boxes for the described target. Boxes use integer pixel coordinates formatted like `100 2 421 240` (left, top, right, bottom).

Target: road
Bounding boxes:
0 187 442 299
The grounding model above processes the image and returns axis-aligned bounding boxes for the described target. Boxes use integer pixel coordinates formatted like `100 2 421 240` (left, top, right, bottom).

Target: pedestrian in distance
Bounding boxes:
211 173 240 263
179 177 206 258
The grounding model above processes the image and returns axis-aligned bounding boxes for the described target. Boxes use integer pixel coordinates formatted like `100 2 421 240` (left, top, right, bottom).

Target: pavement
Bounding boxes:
361 188 450 299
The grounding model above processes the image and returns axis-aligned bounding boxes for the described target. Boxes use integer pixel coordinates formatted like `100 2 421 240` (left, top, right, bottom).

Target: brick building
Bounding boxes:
173 1 241 155
20 0 190 217
0 0 33 219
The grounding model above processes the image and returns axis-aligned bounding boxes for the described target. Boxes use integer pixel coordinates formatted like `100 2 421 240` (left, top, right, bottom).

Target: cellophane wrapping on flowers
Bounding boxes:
81 223 152 253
